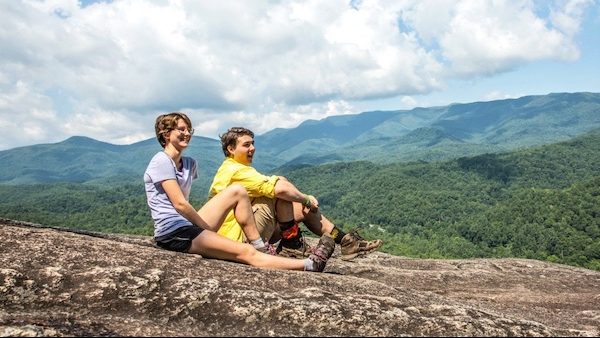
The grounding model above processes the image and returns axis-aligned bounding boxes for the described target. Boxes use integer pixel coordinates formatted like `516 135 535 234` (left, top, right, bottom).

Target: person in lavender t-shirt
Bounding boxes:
143 112 334 272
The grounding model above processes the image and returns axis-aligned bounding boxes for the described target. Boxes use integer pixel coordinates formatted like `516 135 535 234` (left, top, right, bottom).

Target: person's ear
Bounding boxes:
227 144 235 156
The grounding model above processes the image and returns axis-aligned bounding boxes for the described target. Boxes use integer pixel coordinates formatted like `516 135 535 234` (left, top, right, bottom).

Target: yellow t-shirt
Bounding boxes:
208 157 279 242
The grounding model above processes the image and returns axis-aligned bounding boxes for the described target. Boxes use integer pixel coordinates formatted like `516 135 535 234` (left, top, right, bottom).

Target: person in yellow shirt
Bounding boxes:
208 127 382 260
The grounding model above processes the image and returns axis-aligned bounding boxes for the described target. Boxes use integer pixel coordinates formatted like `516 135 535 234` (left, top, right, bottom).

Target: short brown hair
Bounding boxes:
219 127 254 157
154 112 192 148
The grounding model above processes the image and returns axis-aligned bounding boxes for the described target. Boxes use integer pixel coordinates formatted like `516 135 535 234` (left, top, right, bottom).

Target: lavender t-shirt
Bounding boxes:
144 151 198 238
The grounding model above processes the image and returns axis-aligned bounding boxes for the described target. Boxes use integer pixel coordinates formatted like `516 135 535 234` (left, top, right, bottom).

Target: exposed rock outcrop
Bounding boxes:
1 218 599 336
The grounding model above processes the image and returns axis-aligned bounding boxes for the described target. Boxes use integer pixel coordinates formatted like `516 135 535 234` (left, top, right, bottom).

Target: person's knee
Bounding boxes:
228 183 249 199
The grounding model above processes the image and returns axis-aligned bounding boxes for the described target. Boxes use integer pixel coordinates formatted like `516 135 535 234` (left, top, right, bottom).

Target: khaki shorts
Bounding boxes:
251 196 277 241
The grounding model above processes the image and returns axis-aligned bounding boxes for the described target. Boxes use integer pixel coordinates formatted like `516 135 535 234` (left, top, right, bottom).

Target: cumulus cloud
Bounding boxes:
550 0 594 36
0 0 593 150
0 81 60 149
439 1 583 76
483 91 516 101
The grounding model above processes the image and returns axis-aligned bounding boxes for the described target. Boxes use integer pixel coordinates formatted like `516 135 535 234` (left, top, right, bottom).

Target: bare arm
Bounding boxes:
161 179 210 229
273 176 318 210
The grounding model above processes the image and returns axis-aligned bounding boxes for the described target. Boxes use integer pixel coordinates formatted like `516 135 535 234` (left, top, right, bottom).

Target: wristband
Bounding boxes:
303 194 312 207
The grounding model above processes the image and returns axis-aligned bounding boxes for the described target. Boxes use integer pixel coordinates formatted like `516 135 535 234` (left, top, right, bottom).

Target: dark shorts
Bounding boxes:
155 225 204 253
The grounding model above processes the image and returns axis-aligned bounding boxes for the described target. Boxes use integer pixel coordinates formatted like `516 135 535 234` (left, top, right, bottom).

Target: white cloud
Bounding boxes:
550 0 593 36
0 81 61 149
483 91 516 101
186 99 358 139
400 96 418 108
61 105 150 144
0 0 594 150
399 0 456 44
439 0 584 76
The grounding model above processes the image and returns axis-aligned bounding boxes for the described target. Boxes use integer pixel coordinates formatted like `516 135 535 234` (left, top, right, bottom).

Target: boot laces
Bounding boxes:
349 229 364 241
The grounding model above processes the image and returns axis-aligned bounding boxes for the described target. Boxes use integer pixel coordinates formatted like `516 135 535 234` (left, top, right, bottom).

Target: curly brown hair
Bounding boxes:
154 112 192 148
219 127 254 157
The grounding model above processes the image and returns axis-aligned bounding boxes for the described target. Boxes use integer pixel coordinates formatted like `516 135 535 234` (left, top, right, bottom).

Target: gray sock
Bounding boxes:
251 238 265 250
304 258 314 271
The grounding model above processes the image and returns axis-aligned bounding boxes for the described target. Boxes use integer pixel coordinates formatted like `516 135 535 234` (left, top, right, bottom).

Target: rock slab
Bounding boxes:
1 219 599 336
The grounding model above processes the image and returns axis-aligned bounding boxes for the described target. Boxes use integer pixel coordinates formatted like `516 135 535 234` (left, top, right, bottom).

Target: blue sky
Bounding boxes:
1 0 599 151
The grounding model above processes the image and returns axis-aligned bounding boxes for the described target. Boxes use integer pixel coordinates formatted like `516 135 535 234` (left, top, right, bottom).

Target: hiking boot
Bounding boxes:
277 232 313 258
307 234 335 272
340 230 382 261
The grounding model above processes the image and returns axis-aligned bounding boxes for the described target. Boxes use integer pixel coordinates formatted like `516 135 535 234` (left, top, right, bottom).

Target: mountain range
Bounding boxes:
257 91 600 165
1 91 599 185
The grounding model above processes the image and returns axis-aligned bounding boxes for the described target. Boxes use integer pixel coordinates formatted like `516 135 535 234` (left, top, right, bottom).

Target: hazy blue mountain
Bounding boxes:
432 92 600 146
0 134 282 186
282 127 503 166
1 92 599 184
0 136 130 184
270 92 600 165
0 136 212 185
254 110 401 163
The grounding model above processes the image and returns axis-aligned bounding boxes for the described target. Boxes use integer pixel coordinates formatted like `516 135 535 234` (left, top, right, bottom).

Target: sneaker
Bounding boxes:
307 235 335 272
340 230 382 261
277 233 313 258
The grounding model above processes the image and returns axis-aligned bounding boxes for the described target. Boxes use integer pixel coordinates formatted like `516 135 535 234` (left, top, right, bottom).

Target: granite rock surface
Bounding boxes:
1 219 599 337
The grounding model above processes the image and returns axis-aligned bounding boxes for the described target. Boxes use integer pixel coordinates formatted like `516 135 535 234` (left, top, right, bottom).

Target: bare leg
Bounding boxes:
275 198 294 223
269 198 293 243
196 184 261 241
188 230 305 270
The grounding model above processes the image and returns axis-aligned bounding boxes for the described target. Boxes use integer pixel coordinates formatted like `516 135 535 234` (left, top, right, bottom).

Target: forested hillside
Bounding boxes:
0 128 598 270
281 128 600 270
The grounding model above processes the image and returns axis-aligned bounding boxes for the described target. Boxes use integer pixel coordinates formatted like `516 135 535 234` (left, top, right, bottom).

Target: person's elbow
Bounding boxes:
172 200 190 213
